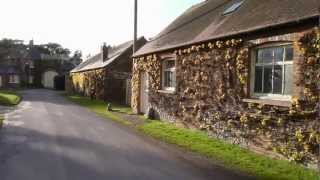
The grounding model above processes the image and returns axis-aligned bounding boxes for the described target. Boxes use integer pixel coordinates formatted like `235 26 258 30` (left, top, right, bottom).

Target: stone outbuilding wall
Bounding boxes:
132 27 320 167
69 68 106 99
68 65 133 104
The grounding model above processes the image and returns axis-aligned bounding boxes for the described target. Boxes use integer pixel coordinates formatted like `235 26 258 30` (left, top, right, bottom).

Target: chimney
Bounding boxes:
101 43 108 62
29 40 34 47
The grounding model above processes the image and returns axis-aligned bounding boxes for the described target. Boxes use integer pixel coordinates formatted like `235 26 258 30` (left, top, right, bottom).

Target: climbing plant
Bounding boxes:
131 29 320 168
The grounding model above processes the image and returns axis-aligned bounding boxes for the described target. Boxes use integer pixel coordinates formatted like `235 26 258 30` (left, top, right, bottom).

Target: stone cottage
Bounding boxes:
0 40 35 88
69 37 147 105
132 0 320 167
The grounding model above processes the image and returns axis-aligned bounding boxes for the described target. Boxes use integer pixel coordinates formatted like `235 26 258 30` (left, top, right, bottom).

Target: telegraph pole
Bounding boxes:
133 0 138 53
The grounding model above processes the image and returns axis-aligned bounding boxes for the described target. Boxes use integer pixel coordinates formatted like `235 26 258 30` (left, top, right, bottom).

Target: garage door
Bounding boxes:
42 71 58 88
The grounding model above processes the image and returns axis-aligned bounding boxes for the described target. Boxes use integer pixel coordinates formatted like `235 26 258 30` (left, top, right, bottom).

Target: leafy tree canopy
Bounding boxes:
36 43 71 56
0 38 73 61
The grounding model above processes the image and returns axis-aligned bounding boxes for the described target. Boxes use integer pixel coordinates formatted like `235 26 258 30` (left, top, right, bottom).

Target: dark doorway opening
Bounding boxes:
54 75 65 90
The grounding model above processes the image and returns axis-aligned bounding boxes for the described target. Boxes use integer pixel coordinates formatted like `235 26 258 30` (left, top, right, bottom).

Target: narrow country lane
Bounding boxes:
0 89 250 180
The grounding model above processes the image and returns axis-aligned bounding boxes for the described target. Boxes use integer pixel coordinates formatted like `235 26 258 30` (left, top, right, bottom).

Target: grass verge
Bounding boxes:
0 90 21 106
66 95 132 125
65 94 320 180
139 121 320 180
0 115 4 128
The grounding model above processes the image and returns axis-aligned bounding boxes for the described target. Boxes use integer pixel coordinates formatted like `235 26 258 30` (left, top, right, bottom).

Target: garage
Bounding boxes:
42 70 58 88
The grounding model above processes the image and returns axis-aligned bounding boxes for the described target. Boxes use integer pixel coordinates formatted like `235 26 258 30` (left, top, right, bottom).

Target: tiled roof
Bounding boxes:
134 0 320 57
0 65 19 75
71 37 146 73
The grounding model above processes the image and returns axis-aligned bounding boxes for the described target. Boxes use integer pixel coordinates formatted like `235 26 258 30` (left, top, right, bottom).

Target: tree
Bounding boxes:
70 50 83 65
35 43 71 56
0 38 27 60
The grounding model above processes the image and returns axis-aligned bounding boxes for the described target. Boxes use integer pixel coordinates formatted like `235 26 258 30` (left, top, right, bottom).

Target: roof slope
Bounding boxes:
71 37 144 73
135 0 320 57
0 65 19 75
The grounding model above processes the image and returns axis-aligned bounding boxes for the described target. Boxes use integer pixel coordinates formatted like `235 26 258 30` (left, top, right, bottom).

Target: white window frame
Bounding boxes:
162 58 176 92
9 75 20 84
250 43 293 101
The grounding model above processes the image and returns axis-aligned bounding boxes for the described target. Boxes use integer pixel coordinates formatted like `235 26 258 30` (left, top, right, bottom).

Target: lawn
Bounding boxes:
65 94 320 180
0 90 21 106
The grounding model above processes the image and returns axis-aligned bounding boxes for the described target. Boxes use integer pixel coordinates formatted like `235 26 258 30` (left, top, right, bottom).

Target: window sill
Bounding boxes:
242 98 292 107
157 90 176 95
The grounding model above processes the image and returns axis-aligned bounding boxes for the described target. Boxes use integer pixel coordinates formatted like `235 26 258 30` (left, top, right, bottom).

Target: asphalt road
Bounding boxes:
0 89 252 180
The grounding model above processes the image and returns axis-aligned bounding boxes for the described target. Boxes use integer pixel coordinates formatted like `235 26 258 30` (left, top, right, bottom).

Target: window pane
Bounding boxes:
285 46 293 61
257 50 263 63
166 72 169 87
172 70 176 87
165 60 175 69
169 72 173 87
273 65 283 94
263 65 272 93
162 59 176 90
164 71 173 87
274 47 284 62
254 66 263 93
260 48 273 64
284 65 293 95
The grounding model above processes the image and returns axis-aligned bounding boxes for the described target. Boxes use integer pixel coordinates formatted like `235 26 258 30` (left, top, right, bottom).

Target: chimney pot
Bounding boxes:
102 43 108 62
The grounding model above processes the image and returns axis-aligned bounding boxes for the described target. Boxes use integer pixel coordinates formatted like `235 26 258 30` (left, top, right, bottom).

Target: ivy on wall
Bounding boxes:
132 55 161 113
132 29 320 168
69 69 106 99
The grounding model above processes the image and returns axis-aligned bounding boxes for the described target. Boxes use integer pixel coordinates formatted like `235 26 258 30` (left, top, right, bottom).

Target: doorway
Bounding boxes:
42 70 59 88
140 72 149 114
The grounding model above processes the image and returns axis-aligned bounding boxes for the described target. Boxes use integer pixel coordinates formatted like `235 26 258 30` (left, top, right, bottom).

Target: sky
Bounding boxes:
0 0 202 57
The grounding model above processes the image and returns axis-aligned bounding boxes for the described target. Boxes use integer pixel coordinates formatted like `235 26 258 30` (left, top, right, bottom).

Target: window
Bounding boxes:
253 44 293 99
162 59 176 91
9 75 20 84
223 1 244 15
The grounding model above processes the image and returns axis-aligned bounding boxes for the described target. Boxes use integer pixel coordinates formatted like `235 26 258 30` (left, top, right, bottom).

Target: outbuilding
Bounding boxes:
69 37 147 105
132 0 320 166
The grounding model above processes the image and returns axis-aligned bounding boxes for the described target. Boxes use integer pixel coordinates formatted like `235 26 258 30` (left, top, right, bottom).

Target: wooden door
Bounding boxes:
140 72 149 114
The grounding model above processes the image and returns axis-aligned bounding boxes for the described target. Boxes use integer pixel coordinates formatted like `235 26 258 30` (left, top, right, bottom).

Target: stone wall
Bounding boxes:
69 68 106 99
132 28 320 167
68 68 131 104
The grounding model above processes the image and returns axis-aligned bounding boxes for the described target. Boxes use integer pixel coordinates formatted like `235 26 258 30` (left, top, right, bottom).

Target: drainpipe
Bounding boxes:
133 0 138 54
318 7 320 27
318 7 320 173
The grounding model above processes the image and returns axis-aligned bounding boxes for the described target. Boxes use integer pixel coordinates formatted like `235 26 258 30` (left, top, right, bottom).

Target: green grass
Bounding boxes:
139 121 320 180
65 94 320 180
66 95 132 125
0 115 4 128
0 90 21 106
